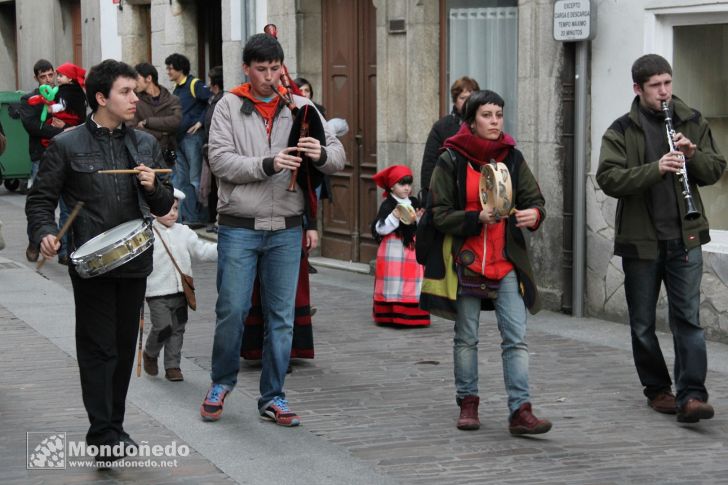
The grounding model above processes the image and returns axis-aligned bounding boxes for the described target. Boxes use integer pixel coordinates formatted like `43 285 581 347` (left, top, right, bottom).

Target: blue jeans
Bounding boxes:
622 240 708 407
211 225 302 410
453 271 530 413
173 132 206 224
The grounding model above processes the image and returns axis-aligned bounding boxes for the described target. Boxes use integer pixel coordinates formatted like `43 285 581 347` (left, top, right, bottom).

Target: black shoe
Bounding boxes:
308 262 318 274
119 433 138 451
94 436 136 468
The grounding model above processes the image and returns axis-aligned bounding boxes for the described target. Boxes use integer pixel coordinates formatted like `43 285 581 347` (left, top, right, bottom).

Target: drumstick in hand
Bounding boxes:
97 169 172 174
36 201 84 270
136 305 144 377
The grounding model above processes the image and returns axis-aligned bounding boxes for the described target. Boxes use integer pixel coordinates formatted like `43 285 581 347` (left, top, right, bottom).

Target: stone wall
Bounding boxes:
587 175 728 343
375 0 439 194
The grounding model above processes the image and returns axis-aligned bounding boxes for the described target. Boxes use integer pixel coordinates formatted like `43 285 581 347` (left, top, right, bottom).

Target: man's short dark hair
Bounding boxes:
134 62 158 85
463 90 505 125
208 65 223 89
632 54 672 88
165 53 191 76
450 76 480 104
33 59 54 77
243 33 284 66
85 59 138 112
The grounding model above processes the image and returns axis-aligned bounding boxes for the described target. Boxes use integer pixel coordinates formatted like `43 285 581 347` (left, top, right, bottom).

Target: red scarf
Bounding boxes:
230 83 284 137
442 123 516 165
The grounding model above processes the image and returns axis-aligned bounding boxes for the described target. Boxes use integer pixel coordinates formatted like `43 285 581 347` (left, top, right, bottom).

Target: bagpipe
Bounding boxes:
263 24 327 215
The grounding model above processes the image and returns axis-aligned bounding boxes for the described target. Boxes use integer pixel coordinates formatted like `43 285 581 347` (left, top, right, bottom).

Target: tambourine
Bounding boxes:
479 161 513 220
396 204 418 225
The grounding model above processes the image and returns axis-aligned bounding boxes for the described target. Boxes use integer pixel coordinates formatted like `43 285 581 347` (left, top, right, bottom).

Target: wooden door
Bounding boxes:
70 0 82 66
196 0 222 80
321 0 378 263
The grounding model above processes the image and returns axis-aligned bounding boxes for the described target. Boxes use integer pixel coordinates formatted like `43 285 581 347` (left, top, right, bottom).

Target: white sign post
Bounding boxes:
553 0 596 42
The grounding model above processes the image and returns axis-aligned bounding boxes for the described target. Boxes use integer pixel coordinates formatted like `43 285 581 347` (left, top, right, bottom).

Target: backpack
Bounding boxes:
189 78 199 98
415 149 457 266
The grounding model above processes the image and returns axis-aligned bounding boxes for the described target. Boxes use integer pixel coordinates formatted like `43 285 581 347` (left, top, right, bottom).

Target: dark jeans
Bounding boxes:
71 274 146 446
622 239 708 407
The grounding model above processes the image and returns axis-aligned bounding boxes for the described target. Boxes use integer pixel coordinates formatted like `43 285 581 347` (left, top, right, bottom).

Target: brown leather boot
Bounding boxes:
509 402 552 435
457 395 480 430
142 351 158 376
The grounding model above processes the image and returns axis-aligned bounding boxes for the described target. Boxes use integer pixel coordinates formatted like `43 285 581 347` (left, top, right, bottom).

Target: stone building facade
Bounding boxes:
2 0 727 342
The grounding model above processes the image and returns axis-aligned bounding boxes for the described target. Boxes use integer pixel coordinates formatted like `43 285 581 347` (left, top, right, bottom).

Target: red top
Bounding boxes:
460 162 513 280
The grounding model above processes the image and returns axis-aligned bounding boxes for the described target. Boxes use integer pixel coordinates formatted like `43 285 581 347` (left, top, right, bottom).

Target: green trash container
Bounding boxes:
0 91 32 192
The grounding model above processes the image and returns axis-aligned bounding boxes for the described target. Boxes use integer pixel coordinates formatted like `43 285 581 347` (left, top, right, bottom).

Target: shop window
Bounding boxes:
673 23 728 230
445 0 518 136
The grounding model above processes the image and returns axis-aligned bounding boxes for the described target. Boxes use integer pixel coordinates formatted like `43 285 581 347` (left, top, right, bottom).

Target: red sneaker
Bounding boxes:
261 397 301 427
200 384 230 421
509 403 552 435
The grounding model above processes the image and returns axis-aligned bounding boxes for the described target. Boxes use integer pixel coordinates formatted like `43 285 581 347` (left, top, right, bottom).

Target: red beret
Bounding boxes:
56 63 86 89
373 165 413 192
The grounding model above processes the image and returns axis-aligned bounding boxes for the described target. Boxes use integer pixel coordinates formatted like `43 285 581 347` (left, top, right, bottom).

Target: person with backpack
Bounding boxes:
165 53 211 227
421 90 551 436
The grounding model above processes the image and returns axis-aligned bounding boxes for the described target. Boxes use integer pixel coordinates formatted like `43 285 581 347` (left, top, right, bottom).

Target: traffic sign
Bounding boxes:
553 0 596 42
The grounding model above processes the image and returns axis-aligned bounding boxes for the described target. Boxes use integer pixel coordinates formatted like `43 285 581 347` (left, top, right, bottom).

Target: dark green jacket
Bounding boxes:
420 148 546 318
596 96 726 259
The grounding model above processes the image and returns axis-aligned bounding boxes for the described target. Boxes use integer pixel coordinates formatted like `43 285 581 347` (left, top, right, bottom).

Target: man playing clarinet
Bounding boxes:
597 54 725 423
202 33 345 425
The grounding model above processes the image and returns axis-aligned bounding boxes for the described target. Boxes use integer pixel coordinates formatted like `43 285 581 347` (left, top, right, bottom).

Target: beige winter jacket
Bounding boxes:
208 92 345 230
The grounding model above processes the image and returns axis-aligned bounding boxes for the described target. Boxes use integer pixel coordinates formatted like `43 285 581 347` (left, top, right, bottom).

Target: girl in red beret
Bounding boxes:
370 165 430 326
48 63 87 131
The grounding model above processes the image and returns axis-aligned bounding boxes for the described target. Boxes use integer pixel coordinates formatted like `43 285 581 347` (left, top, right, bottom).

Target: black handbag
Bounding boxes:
456 265 500 300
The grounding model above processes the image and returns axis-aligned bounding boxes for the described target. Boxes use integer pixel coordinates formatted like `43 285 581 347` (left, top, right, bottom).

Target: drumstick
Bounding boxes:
36 201 84 270
97 169 172 174
136 305 144 377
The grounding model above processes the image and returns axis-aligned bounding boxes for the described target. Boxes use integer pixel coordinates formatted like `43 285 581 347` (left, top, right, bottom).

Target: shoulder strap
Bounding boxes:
152 225 186 278
189 78 199 98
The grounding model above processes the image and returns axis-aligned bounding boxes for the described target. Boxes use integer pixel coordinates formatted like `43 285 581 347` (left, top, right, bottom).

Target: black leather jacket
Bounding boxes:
26 117 174 278
20 89 65 161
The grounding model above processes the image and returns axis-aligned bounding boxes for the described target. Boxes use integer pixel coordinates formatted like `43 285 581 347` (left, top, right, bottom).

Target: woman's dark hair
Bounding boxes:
243 33 284 66
631 54 672 88
134 62 158 85
293 77 312 98
208 65 224 89
164 53 191 75
450 76 480 104
462 90 505 125
396 175 413 186
33 59 54 77
85 59 138 112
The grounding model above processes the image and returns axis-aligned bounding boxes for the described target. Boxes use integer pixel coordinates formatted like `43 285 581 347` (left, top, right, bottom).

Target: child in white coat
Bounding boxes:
143 188 217 381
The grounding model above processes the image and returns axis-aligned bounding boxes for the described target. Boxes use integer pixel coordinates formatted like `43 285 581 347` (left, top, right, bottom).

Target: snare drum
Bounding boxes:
70 219 154 278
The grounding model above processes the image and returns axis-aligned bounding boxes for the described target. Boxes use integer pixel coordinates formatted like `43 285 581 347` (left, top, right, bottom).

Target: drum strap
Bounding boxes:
124 128 155 223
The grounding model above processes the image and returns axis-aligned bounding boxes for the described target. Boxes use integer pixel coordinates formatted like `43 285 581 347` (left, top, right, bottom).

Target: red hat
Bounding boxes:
372 165 413 192
56 63 86 89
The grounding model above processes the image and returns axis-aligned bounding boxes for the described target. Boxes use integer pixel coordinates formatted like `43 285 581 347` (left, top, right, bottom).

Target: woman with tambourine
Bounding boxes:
370 165 430 327
420 90 551 436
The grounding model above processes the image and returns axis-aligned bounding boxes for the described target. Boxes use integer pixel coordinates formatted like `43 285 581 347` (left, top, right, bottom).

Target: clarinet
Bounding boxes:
661 101 700 221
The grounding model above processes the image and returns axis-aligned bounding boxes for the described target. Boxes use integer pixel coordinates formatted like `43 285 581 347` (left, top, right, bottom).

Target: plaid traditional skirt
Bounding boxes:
373 234 430 326
240 249 314 359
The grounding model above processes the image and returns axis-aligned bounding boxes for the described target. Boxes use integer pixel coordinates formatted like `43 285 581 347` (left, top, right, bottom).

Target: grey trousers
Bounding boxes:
144 293 188 369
